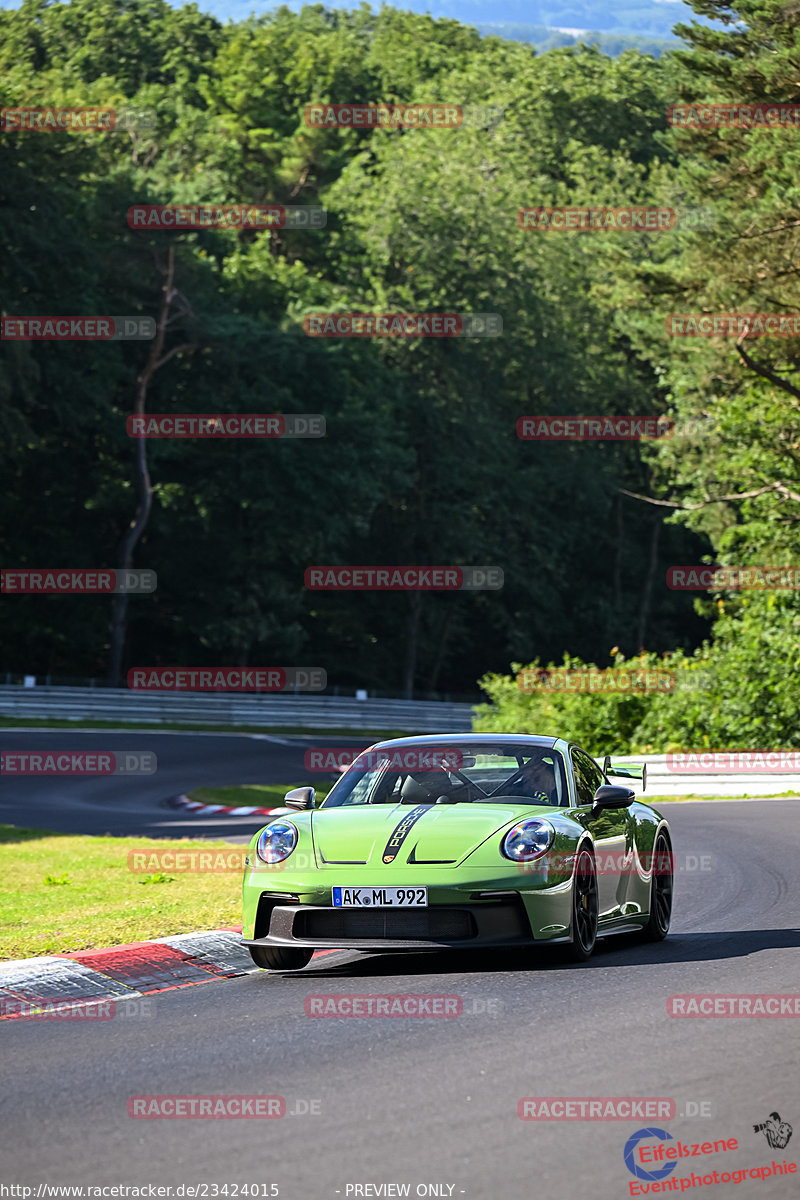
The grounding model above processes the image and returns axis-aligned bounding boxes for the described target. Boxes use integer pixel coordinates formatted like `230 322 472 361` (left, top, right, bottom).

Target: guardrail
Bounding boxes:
0 686 476 732
599 754 800 796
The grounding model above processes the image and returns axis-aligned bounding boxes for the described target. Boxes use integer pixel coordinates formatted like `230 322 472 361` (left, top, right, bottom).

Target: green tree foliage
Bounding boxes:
571 0 800 746
473 651 667 754
475 590 800 752
6 0 789 718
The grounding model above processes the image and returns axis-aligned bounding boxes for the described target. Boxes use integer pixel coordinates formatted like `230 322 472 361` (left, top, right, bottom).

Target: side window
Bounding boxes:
343 773 373 805
570 747 604 806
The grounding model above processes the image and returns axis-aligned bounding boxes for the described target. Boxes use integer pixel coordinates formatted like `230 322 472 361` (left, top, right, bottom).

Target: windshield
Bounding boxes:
321 743 568 808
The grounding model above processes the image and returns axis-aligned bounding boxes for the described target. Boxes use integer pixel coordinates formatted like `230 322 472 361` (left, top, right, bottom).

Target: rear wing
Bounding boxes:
601 756 647 792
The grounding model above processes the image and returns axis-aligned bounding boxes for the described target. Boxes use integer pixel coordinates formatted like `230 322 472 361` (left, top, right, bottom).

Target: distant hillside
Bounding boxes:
355 0 702 37
474 22 684 55
0 0 711 51
195 0 711 41
0 0 719 52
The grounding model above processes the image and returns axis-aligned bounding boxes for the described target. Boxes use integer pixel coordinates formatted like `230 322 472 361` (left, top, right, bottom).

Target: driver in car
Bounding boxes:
502 756 557 804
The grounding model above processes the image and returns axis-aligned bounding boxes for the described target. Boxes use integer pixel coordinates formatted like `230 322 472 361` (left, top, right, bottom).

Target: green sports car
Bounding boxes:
241 734 672 971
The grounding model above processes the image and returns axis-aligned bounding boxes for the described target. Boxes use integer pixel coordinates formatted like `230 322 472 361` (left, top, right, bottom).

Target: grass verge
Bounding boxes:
0 824 249 961
187 783 333 808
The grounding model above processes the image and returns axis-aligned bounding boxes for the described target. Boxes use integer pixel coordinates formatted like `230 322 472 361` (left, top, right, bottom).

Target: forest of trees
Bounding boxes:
1 0 799 742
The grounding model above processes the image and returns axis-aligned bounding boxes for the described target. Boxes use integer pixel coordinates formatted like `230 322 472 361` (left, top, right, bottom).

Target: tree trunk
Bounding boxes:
636 513 662 651
107 248 196 685
402 592 423 699
613 493 623 613
426 608 451 694
606 492 624 651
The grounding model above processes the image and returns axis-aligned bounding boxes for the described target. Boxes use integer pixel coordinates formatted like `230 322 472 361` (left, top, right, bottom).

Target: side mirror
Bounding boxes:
283 786 315 811
591 784 635 814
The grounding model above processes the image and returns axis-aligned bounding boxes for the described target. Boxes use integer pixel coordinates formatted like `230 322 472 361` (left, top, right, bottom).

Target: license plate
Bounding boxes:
332 887 428 908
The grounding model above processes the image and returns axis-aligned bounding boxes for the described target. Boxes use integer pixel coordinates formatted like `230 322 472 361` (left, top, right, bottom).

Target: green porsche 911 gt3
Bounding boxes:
241 734 672 970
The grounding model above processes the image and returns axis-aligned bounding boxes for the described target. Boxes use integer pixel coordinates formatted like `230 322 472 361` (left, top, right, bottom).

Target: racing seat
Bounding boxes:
399 772 448 804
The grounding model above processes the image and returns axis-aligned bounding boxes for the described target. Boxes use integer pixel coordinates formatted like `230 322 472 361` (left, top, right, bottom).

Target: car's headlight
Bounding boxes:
256 822 298 864
502 818 555 862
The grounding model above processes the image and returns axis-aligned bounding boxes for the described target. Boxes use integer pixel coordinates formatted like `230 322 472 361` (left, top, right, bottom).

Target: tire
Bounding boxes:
639 830 673 942
566 845 598 962
248 944 314 971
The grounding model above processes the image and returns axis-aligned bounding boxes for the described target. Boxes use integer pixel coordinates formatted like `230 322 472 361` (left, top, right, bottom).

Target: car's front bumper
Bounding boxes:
241 892 567 951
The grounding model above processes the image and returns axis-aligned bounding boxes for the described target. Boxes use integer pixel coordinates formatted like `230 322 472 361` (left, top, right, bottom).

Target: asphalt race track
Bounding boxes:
1 731 799 1198
0 730 370 841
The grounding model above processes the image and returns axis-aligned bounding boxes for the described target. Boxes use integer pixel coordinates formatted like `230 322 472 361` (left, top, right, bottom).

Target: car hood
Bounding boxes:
310 802 548 868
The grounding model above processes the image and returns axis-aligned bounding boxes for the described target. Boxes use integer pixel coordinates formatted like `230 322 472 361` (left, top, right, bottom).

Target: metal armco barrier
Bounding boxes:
0 686 476 732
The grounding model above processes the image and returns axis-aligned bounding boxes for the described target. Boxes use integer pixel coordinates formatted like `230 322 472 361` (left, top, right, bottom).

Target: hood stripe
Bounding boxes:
381 804 432 863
